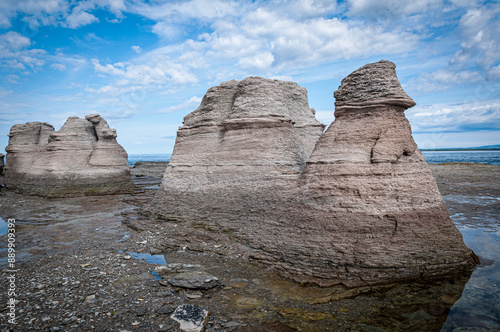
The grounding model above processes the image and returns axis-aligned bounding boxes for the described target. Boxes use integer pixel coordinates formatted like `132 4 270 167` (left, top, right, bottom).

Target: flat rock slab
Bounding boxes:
155 263 205 277
171 304 209 332
168 271 220 290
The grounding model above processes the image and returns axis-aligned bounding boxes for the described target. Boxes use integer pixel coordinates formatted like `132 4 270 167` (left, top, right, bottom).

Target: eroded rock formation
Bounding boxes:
149 62 477 286
150 77 325 222
4 114 134 196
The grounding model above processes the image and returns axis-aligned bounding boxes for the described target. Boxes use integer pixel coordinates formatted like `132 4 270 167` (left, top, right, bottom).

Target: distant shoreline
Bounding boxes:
420 148 500 151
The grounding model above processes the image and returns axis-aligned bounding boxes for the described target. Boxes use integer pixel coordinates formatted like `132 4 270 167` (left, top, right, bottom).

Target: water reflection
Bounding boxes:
442 226 500 331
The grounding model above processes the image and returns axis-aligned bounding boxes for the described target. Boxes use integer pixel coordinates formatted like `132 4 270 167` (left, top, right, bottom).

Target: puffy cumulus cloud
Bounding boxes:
0 31 48 71
131 45 141 54
64 8 99 29
0 0 125 30
407 100 500 133
159 5 419 74
0 0 66 28
90 57 198 97
233 8 418 71
0 31 31 50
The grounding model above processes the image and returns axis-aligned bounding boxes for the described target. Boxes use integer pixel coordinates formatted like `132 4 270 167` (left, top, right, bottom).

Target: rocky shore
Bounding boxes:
0 161 498 331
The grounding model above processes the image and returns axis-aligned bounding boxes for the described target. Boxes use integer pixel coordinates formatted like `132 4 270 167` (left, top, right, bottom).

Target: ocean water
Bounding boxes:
422 150 500 166
128 151 500 167
128 153 171 166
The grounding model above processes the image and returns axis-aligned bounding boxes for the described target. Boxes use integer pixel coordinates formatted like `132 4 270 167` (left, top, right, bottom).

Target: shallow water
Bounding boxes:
422 150 500 166
129 251 167 265
0 216 7 236
442 225 500 331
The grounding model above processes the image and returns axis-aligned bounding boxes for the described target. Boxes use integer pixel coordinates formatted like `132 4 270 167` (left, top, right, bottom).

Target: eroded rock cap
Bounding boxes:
334 60 416 110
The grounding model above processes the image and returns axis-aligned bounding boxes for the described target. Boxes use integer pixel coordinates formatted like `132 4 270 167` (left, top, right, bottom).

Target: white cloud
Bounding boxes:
0 31 31 50
65 8 98 29
0 0 125 30
131 0 239 21
407 100 500 133
405 68 483 92
238 52 275 70
454 4 500 76
348 0 442 17
0 87 13 98
50 63 67 71
131 45 142 54
0 32 47 71
157 96 203 114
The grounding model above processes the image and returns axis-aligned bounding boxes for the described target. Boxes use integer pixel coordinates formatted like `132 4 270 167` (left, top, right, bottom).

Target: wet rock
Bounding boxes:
171 304 209 332
4 114 135 197
168 272 220 290
156 305 175 315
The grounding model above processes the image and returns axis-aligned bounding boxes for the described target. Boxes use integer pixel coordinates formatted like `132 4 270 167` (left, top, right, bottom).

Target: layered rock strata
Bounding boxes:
150 77 325 222
4 114 134 196
150 63 477 286
253 61 477 286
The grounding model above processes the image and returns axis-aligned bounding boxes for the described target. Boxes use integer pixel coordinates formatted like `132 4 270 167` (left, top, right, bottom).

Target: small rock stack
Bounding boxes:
4 114 134 196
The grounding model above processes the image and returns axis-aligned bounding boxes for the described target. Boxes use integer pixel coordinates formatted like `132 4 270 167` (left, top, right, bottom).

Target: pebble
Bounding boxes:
84 294 98 304
134 307 146 316
156 305 175 315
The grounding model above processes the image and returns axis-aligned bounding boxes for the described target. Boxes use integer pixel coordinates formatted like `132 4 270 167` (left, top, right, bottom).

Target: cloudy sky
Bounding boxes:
0 0 499 154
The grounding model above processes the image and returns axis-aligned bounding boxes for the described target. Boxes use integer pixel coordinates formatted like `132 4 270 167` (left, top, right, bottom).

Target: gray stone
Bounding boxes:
155 263 205 277
171 304 208 332
84 294 98 304
156 305 175 314
134 306 146 316
168 272 220 290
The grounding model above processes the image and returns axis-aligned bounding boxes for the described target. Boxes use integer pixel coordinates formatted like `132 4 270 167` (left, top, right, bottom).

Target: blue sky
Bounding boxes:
0 0 499 154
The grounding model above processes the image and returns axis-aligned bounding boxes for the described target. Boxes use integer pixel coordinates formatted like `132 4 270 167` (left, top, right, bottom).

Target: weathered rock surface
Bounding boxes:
149 77 325 222
171 304 209 332
4 114 134 196
168 271 220 290
149 63 477 287
258 61 478 286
